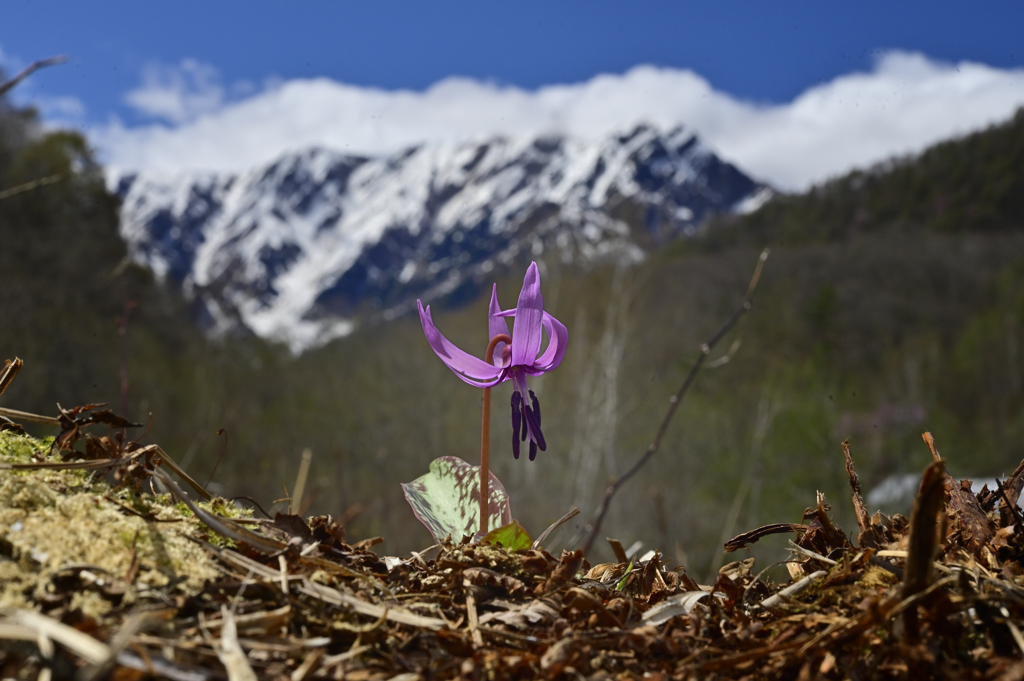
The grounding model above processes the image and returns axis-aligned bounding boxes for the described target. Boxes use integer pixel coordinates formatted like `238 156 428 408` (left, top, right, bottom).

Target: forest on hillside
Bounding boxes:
3 93 1024 578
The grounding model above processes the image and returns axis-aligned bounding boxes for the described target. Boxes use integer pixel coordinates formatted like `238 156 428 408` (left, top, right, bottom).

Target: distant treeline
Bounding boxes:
696 107 1024 248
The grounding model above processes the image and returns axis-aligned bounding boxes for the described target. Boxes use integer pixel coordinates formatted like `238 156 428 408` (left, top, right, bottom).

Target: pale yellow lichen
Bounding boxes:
0 430 225 619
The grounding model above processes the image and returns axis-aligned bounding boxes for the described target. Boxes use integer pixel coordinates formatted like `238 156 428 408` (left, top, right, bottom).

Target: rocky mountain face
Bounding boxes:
115 124 770 352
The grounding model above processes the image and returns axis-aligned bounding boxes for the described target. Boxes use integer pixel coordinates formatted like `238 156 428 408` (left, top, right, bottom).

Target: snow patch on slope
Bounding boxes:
116 125 765 352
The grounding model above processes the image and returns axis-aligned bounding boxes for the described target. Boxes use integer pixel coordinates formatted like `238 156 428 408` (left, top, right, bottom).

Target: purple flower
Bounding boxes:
417 262 568 460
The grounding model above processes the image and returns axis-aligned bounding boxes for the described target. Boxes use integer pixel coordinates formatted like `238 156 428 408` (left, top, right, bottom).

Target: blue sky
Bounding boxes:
4 2 1024 189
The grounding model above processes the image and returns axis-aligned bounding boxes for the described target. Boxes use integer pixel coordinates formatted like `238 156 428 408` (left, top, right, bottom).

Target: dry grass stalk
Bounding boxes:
291 448 313 515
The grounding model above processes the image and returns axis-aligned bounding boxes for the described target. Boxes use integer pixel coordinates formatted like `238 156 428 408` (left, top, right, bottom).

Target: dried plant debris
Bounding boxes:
4 428 1024 679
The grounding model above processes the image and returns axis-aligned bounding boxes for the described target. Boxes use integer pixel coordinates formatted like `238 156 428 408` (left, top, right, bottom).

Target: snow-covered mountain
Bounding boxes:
115 124 770 352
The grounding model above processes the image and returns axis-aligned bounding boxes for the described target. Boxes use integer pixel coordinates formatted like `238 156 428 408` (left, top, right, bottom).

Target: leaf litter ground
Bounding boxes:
4 414 1024 680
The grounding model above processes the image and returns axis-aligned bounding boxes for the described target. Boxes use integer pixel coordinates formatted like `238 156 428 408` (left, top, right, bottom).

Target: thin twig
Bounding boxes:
580 248 769 557
0 55 67 96
842 439 873 539
204 429 228 490
787 540 838 566
0 174 61 201
0 358 23 396
705 338 742 369
291 448 313 515
238 496 278 520
0 406 62 426
995 478 1024 525
0 444 154 472
153 466 284 554
532 507 580 550
465 590 483 647
0 608 110 664
153 445 213 501
759 570 827 609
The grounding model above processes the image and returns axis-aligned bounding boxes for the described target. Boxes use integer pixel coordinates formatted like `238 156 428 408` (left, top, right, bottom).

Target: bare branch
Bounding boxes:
580 248 770 557
0 55 67 97
0 174 62 201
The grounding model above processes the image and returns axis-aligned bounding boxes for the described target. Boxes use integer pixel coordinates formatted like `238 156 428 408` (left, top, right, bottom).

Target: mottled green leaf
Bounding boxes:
401 456 512 543
482 519 532 551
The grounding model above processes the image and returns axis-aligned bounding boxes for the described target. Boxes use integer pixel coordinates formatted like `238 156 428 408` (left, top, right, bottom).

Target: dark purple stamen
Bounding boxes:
510 391 522 459
522 400 547 452
527 390 543 461
512 389 547 461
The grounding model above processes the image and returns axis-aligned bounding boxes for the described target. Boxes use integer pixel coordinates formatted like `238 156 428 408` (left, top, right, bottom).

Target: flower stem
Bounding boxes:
481 333 512 535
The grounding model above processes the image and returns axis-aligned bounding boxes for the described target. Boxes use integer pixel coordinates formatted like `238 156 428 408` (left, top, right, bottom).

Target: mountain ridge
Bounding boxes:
115 124 768 352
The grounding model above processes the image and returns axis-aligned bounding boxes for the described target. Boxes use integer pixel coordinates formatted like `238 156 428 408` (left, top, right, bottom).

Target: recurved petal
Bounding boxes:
533 311 568 371
418 300 504 387
488 284 510 367
511 262 544 366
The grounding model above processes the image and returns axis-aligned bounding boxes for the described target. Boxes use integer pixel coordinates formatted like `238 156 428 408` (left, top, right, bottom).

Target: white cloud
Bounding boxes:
35 94 86 119
124 59 226 125
96 52 1024 191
